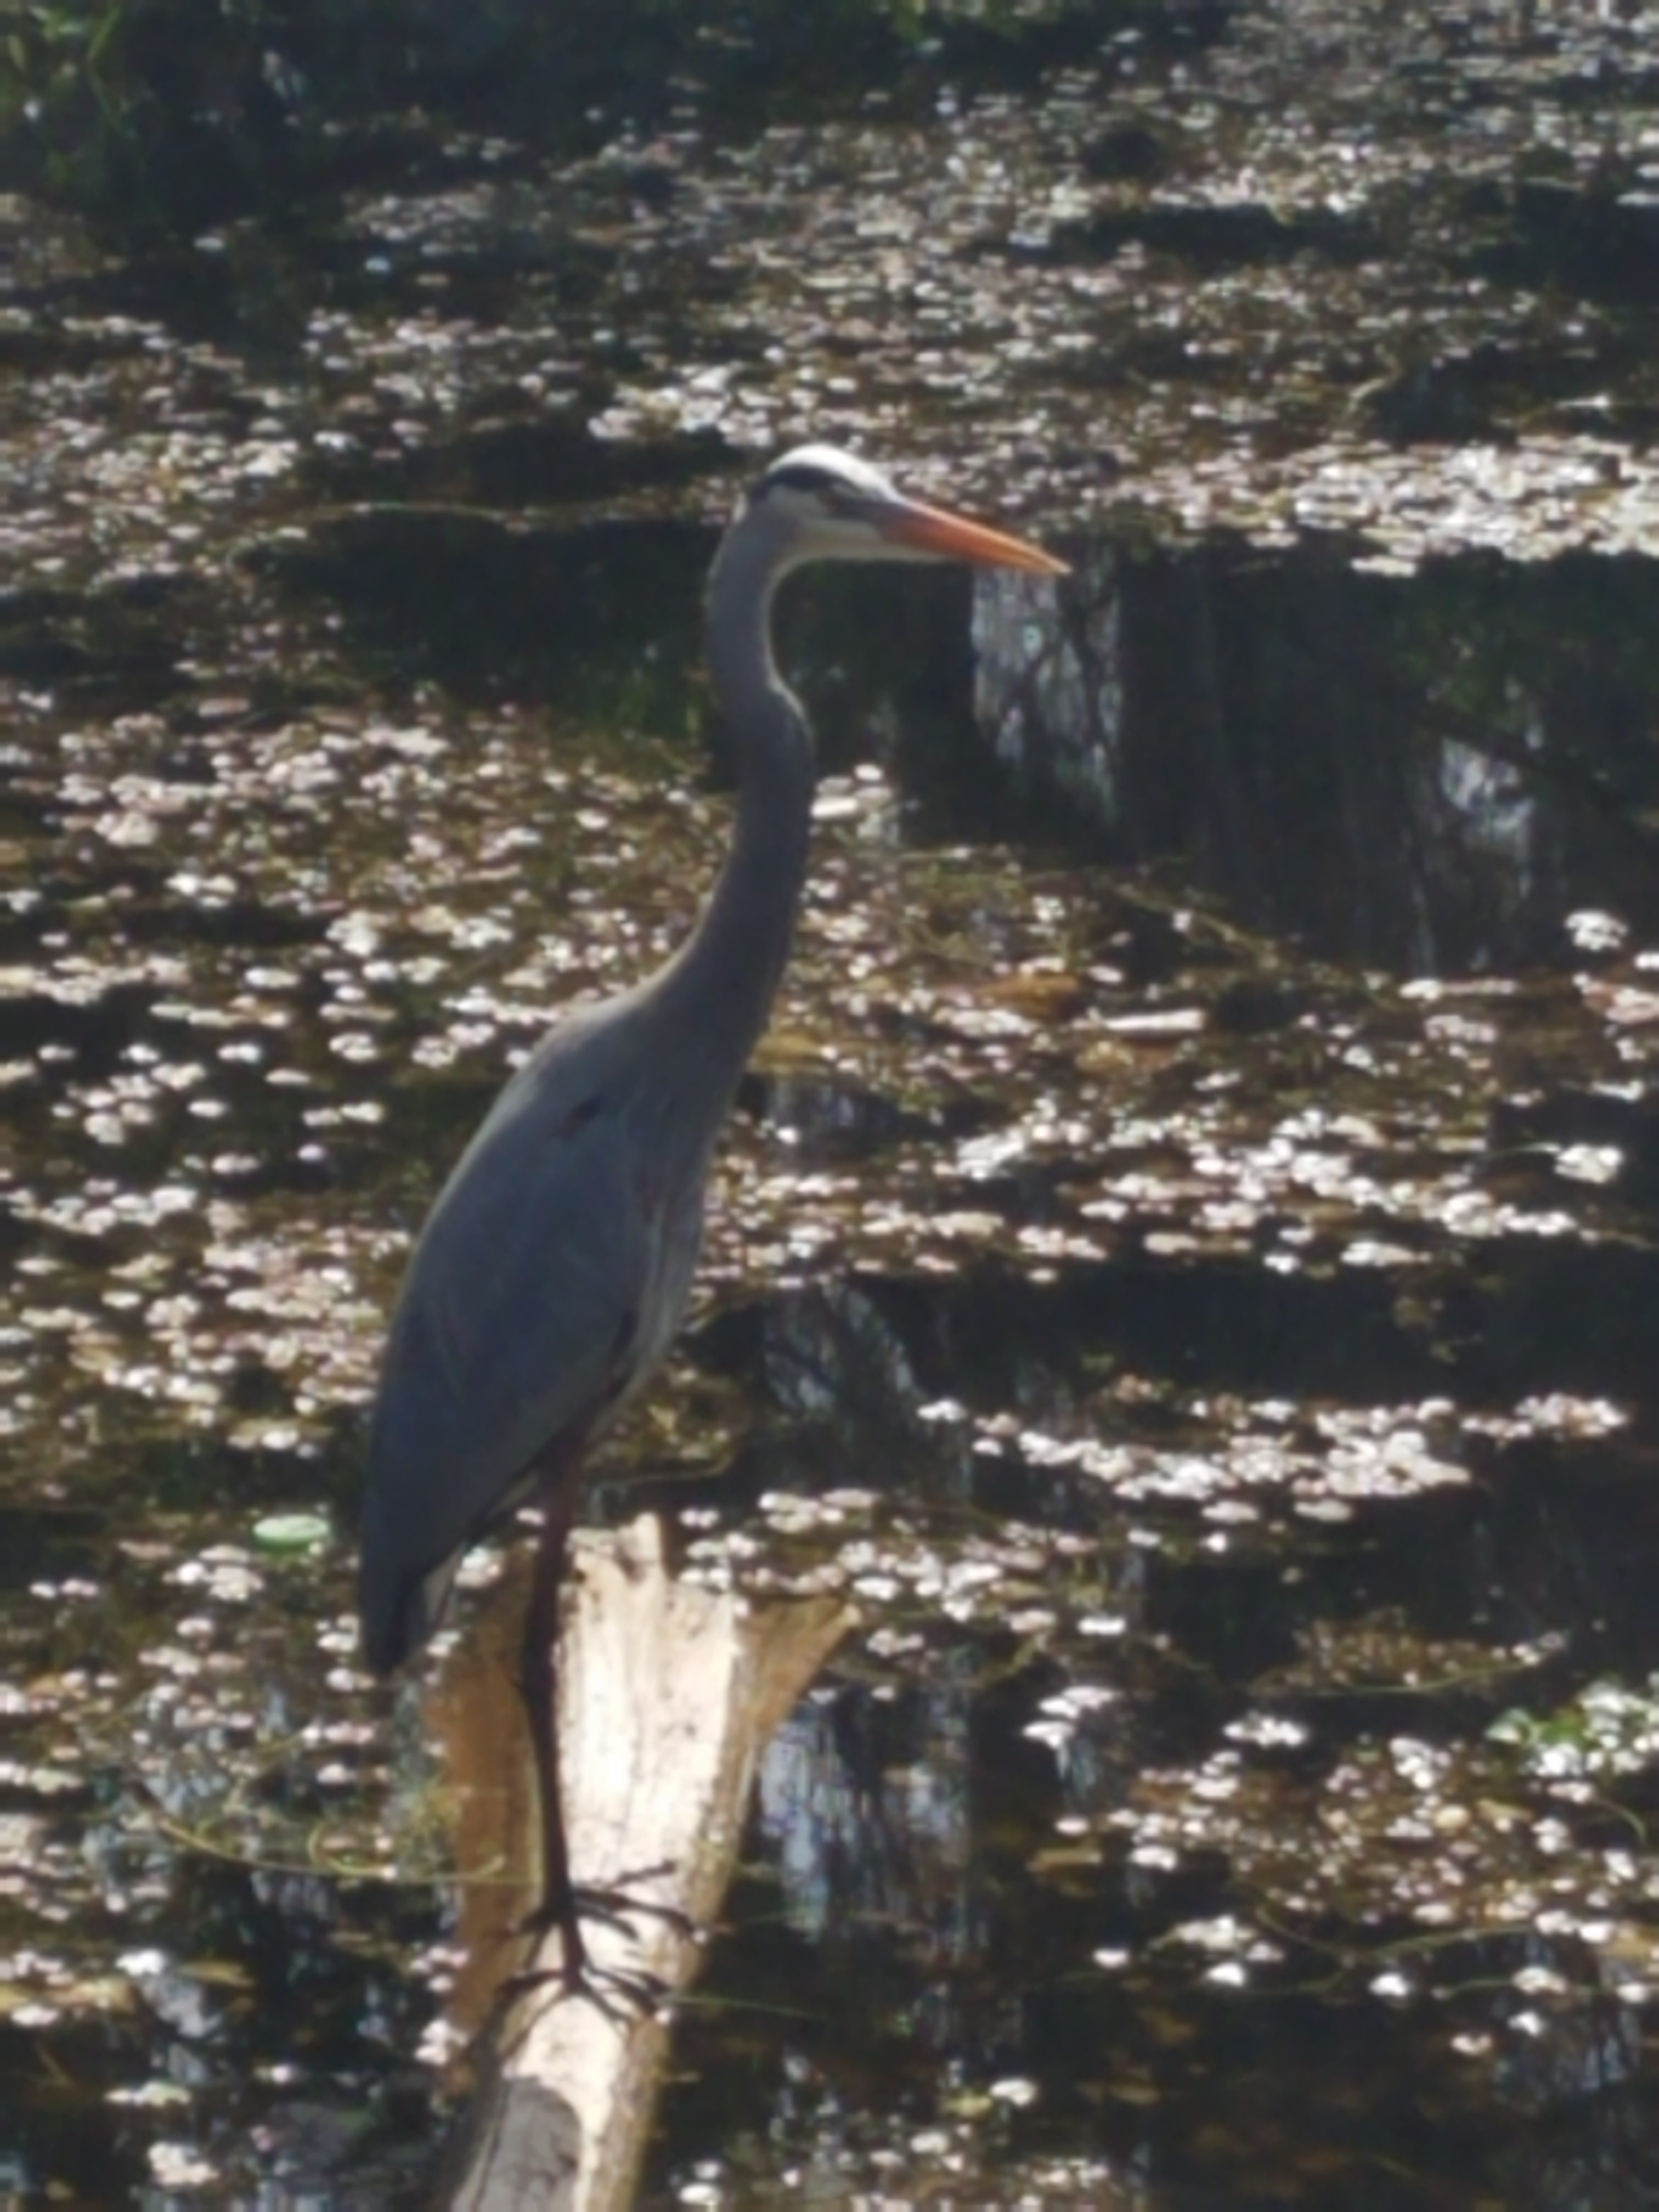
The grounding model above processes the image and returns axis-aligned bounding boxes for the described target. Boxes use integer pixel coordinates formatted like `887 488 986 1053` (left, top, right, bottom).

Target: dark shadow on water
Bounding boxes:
267 510 1659 974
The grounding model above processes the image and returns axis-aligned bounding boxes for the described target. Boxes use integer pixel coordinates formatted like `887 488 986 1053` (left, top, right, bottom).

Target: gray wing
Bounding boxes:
359 1033 656 1673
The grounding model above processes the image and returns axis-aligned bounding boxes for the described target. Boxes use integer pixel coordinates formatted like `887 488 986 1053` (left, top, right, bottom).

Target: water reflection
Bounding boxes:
758 1677 981 1968
973 545 1659 972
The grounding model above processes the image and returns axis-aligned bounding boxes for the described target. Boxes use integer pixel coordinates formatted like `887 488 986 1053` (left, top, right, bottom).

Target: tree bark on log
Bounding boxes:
428 1514 853 2212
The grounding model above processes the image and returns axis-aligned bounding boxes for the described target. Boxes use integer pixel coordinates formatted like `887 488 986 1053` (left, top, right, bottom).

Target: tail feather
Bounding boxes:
358 1515 462 1675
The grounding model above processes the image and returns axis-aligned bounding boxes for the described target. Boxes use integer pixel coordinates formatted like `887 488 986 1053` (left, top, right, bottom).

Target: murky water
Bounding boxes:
7 498 1659 2204
8 1 1659 2203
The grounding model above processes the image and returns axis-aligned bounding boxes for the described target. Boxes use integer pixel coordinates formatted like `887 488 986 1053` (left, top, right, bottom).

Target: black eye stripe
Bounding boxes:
755 462 841 499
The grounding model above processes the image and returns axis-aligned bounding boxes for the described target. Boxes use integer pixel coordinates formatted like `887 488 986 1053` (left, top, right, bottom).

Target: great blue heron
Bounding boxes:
358 444 1065 1989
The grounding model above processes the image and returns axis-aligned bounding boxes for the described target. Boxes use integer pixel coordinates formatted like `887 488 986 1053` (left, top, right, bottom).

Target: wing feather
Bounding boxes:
359 1050 652 1672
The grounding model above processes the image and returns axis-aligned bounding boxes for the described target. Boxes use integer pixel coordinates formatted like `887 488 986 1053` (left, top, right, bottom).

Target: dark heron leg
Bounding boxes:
518 1477 587 1984
512 1479 680 2019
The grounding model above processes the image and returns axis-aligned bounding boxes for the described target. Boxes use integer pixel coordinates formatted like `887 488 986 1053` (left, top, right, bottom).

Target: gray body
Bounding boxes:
359 489 812 1672
359 990 714 1669
358 444 1063 1680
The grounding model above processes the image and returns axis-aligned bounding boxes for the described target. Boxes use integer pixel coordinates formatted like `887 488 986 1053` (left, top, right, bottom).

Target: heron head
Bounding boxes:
746 443 1068 578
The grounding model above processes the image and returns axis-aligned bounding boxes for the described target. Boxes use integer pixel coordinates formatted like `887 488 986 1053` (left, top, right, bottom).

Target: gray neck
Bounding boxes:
650 516 815 1106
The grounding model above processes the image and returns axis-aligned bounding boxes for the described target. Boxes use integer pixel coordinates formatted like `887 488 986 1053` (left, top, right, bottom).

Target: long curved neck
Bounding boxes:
652 520 815 1100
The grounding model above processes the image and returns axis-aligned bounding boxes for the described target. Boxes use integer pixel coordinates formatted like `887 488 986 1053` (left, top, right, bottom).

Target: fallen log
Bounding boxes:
428 1514 853 2211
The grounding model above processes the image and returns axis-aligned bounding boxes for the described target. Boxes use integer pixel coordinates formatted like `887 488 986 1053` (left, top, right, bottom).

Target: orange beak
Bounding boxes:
877 497 1069 576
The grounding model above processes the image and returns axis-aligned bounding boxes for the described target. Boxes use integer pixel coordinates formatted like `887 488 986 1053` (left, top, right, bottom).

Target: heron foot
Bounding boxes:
496 1869 697 2024
500 1948 668 2027
514 1866 696 1948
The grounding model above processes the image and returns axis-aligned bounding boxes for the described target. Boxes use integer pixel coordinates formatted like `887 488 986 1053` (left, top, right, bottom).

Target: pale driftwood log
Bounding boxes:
428 1514 853 2212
